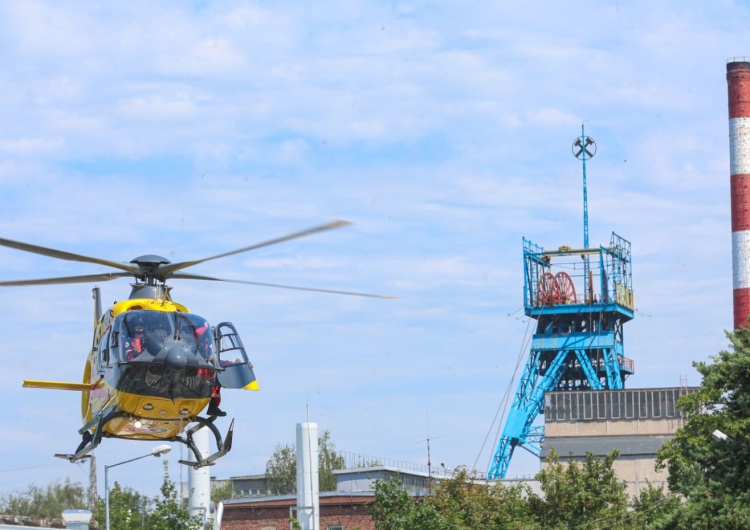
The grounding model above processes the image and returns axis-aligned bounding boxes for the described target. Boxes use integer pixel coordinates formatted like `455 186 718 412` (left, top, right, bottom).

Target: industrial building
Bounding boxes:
542 387 692 497
220 467 441 530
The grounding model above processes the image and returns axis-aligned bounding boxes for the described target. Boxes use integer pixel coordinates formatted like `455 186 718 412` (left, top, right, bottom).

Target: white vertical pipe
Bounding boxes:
188 428 212 523
213 501 224 530
296 423 319 530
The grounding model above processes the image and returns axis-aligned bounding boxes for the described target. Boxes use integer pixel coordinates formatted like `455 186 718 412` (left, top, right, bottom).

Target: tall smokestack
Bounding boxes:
727 59 750 329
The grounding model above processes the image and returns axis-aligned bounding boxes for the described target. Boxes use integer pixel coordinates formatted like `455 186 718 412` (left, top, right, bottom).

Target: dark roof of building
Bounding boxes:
0 516 65 529
228 474 267 480
224 491 376 508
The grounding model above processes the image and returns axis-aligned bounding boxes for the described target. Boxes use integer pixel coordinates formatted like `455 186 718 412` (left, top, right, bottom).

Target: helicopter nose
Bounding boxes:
163 341 188 369
152 339 202 370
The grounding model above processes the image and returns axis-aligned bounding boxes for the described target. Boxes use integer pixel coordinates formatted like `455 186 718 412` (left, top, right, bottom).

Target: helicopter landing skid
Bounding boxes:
53 411 233 468
175 416 235 469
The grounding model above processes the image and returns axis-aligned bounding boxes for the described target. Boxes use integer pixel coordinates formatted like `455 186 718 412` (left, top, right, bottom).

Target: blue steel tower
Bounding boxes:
486 127 636 480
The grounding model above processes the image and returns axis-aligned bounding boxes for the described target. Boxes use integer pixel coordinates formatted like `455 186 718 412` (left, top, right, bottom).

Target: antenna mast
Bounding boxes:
418 436 441 495
573 124 597 300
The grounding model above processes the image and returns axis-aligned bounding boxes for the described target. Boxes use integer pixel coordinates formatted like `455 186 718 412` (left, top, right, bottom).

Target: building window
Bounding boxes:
327 526 344 530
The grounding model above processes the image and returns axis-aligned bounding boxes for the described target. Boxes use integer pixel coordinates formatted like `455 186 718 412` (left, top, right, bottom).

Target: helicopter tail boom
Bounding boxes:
23 380 91 391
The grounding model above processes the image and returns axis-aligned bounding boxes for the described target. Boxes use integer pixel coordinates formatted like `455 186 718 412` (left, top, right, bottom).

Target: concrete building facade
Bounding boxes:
541 387 693 496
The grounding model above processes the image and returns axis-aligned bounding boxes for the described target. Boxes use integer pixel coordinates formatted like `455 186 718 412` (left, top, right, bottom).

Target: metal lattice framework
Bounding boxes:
486 232 635 480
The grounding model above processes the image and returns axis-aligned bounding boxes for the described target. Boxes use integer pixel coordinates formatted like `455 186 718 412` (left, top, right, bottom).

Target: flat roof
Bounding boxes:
333 465 431 478
224 491 376 507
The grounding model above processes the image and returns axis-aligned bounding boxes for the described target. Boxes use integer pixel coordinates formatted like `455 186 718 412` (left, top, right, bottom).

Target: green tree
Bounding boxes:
528 449 632 530
210 481 233 503
148 461 200 530
430 468 537 530
628 483 681 530
266 444 297 494
0 478 86 519
657 327 750 529
370 469 535 530
370 451 642 529
94 482 151 530
318 429 345 492
369 477 450 530
265 429 346 494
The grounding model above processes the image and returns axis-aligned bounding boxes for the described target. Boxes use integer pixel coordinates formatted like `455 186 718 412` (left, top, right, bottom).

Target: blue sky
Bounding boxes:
0 0 745 500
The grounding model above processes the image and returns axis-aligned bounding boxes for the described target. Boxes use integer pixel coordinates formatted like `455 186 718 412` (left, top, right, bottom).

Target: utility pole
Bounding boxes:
88 455 97 513
418 437 441 495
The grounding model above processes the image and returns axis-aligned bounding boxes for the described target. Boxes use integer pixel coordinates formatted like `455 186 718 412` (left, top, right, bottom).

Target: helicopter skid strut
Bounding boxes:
55 407 120 463
175 416 235 469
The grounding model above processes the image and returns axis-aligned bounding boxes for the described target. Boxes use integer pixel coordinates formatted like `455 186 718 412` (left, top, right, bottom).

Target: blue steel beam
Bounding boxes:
487 349 570 480
487 323 632 480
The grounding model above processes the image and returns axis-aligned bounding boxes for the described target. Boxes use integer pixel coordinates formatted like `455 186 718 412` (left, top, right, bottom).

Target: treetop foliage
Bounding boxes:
655 326 750 529
1 460 197 530
370 453 675 530
0 478 86 519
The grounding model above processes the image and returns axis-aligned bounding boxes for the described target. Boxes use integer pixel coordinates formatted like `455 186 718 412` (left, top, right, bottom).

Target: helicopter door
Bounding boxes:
215 322 258 391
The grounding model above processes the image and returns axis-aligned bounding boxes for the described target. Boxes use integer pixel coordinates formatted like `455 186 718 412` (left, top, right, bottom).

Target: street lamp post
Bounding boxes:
105 445 172 530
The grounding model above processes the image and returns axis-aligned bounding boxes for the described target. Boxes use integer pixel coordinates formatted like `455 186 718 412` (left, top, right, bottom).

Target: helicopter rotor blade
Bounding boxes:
157 220 353 277
170 272 396 299
0 272 131 287
0 237 140 274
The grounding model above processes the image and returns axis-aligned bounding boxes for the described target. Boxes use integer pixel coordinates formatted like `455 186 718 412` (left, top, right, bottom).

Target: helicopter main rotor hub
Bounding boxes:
130 255 172 283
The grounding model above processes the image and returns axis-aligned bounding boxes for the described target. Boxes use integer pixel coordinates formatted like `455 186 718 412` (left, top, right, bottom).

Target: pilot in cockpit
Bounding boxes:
125 317 146 360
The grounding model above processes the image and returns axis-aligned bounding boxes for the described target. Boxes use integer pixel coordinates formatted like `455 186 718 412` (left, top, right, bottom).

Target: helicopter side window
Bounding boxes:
218 331 247 366
98 329 111 367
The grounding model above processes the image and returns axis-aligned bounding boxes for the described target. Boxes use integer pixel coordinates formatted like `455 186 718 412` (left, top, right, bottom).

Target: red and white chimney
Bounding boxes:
727 59 750 329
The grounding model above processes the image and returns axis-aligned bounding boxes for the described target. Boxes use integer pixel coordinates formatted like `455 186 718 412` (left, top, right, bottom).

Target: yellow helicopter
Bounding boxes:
0 220 388 468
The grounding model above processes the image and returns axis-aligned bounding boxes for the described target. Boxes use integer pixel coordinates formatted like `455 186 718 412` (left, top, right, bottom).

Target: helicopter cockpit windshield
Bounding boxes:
115 310 215 363
177 313 215 361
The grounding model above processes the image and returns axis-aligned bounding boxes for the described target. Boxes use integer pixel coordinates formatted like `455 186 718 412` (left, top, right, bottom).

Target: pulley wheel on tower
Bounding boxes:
553 272 577 304
537 272 555 306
